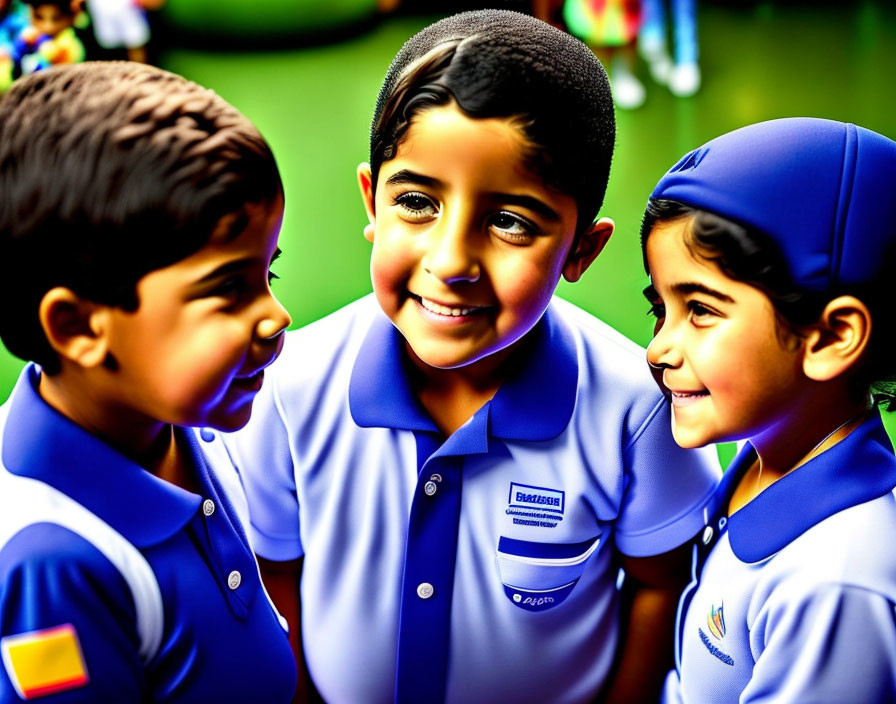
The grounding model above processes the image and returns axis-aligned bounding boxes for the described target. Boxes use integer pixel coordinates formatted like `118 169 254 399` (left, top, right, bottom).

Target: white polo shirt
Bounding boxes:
219 294 720 704
663 415 896 704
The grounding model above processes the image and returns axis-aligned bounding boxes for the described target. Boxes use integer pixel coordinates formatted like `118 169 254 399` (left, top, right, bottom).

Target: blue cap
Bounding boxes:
650 118 896 292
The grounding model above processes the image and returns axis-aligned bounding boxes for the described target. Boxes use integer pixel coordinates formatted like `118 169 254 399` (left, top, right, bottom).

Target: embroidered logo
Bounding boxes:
669 147 708 174
707 601 726 639
506 482 565 528
698 601 734 666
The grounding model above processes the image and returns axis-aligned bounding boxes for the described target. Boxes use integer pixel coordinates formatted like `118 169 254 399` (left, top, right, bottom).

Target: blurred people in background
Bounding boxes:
535 0 645 109
83 0 163 63
640 0 700 96
0 0 28 90
10 0 83 78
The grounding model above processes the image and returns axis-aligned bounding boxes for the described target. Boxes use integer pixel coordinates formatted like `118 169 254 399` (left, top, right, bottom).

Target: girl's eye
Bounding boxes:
490 211 536 243
268 269 280 285
687 300 716 322
394 192 437 220
646 301 666 320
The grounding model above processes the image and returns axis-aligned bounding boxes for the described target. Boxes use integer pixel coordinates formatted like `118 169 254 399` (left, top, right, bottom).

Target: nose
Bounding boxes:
255 292 291 342
420 212 480 284
645 321 682 371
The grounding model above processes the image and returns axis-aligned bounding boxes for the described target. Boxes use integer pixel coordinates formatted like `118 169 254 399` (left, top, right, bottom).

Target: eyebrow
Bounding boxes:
384 169 561 222
195 248 282 286
669 281 735 303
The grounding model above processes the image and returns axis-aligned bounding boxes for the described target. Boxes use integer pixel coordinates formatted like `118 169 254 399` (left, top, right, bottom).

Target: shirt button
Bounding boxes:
702 526 714 544
424 481 438 496
227 570 242 590
200 428 215 442
416 582 434 599
202 499 215 516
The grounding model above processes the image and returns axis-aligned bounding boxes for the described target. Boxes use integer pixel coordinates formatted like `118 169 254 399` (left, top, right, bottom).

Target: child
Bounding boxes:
0 62 297 701
84 0 160 63
215 9 720 704
13 0 83 75
642 117 896 702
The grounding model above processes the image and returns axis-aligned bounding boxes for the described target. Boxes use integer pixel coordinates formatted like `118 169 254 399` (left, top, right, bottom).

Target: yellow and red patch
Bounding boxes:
1 624 89 699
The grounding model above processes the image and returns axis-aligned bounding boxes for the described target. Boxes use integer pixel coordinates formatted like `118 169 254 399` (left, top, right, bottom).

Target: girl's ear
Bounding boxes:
801 295 871 382
562 217 614 283
38 287 111 369
357 163 376 243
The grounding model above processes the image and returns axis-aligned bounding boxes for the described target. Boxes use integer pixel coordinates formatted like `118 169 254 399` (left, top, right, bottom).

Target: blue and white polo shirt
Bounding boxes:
0 365 297 702
221 294 720 704
663 414 896 704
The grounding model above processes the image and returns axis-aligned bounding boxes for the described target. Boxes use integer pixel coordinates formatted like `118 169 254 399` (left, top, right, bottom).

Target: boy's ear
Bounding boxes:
562 217 614 283
357 162 376 243
801 295 871 382
38 287 112 369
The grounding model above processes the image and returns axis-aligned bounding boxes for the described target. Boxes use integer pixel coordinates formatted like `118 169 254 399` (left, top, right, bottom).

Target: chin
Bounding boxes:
671 428 715 450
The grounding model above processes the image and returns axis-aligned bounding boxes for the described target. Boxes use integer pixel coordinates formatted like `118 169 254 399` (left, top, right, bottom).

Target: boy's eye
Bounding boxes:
394 192 437 220
490 211 536 243
210 275 248 301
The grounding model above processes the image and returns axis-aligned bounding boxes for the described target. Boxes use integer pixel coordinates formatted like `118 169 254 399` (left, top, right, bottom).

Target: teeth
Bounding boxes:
419 297 477 317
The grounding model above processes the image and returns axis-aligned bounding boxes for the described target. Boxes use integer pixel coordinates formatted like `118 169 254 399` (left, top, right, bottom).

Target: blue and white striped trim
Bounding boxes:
0 466 163 663
497 535 600 563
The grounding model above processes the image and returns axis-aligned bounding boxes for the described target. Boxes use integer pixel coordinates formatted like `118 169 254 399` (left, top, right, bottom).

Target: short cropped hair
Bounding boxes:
370 10 615 235
0 62 282 373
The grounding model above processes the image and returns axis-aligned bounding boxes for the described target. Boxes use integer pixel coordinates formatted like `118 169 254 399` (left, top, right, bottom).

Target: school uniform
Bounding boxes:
663 414 896 704
0 365 296 702
218 293 720 704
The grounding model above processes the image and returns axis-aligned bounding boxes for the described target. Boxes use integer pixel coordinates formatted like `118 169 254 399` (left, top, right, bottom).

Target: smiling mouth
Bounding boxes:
669 390 710 407
411 294 490 318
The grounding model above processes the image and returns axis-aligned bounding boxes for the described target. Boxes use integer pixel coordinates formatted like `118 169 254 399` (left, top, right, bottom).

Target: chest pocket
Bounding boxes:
496 535 600 612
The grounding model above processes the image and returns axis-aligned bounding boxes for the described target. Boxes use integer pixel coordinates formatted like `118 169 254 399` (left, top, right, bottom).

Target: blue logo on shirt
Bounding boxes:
508 483 564 514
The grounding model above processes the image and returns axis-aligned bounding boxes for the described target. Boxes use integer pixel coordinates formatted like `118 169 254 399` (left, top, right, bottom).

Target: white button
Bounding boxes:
416 582 434 599
430 473 442 483
424 481 438 496
227 570 242 590
202 499 215 516
702 526 714 545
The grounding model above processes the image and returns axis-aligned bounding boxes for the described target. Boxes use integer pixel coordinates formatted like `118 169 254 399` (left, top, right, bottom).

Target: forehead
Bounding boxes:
383 103 566 202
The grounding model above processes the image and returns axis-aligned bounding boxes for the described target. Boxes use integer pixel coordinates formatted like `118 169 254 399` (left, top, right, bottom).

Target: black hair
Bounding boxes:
0 62 282 373
641 198 896 404
22 0 74 11
370 10 615 235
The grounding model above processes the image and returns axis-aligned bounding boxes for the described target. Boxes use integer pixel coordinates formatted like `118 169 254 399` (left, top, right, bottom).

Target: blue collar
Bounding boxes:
718 414 896 563
348 302 578 442
2 365 201 548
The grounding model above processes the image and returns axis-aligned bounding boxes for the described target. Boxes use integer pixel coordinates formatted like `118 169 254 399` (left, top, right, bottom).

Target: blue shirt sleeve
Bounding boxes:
615 397 720 557
744 580 896 703
1 523 144 702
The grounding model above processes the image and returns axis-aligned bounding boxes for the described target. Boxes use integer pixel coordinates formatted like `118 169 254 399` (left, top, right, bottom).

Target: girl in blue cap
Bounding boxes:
642 117 896 703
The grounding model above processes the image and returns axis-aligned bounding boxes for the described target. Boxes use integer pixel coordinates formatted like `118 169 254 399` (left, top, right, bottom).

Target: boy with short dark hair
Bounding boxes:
218 10 721 704
0 62 297 701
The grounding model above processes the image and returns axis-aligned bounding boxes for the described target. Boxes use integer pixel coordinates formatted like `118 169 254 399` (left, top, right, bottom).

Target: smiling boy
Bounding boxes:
217 11 720 704
0 63 297 701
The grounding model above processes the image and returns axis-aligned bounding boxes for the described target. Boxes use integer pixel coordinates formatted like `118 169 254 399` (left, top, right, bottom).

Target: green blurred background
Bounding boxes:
2 1 894 464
